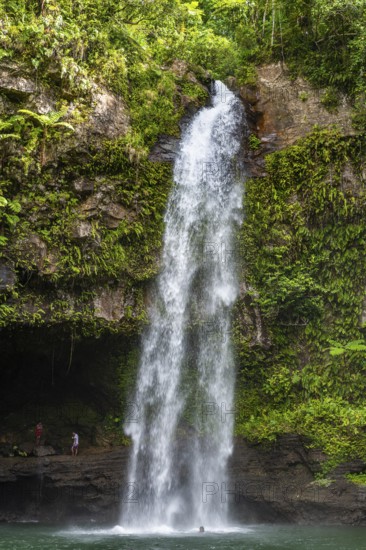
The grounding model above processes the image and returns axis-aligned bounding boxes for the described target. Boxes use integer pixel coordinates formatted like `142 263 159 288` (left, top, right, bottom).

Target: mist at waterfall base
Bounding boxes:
121 81 245 532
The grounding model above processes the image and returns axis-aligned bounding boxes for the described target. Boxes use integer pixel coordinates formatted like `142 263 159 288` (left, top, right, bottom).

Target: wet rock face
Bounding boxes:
259 64 354 143
71 87 129 150
0 61 129 158
149 135 180 162
89 89 129 139
71 221 93 239
17 234 48 270
0 449 129 524
0 437 365 525
0 262 16 290
77 184 137 227
72 177 95 195
0 67 37 98
93 286 135 322
32 445 56 458
229 436 366 526
241 63 355 157
103 203 132 229
0 61 135 332
0 61 55 113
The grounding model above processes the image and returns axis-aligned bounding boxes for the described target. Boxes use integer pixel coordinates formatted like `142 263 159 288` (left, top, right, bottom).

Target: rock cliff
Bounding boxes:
1 62 365 526
1 437 365 525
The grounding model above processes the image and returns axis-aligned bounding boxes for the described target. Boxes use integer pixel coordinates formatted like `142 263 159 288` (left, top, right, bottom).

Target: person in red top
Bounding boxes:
35 422 43 446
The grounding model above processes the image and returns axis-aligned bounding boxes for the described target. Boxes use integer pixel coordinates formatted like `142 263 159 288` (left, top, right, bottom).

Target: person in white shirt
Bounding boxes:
71 432 79 456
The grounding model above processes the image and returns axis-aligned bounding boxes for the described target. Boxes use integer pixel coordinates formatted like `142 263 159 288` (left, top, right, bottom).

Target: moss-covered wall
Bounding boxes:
0 61 209 335
234 128 366 471
0 22 209 447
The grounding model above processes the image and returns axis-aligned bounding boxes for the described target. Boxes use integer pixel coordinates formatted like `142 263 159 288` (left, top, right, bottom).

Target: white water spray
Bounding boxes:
122 81 246 531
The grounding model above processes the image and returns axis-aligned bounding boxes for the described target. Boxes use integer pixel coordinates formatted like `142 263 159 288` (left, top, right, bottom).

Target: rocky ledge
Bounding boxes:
229 435 366 525
240 62 357 178
0 448 129 524
0 436 365 525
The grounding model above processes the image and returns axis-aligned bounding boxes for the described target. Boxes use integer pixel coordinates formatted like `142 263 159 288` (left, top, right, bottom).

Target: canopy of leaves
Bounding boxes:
199 0 366 117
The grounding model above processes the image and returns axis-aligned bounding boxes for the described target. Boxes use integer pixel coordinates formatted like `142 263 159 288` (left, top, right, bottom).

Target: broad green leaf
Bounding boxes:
329 348 346 356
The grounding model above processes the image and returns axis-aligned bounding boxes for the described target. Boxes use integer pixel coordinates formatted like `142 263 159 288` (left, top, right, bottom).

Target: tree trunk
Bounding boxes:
40 127 47 166
38 0 46 17
271 0 276 48
262 0 269 37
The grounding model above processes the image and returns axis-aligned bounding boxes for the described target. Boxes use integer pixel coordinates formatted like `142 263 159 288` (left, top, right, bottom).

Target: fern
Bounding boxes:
18 108 74 166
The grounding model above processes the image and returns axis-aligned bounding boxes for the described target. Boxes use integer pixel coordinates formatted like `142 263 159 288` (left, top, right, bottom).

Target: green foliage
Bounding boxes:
199 0 366 123
0 0 240 94
0 118 21 141
346 472 366 485
179 28 240 79
1 0 366 109
18 107 74 166
298 91 308 102
248 134 261 150
102 415 131 446
234 129 366 467
126 68 182 150
320 88 340 112
1 0 366 463
0 0 213 334
238 398 366 473
328 339 366 356
0 183 21 246
0 140 172 332
0 115 24 142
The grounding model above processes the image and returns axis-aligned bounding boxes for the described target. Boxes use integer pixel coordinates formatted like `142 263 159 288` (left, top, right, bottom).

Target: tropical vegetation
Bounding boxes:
1 0 366 468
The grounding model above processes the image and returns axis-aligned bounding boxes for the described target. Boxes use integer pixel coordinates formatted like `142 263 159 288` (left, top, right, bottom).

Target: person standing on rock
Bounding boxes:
35 422 43 446
71 432 79 456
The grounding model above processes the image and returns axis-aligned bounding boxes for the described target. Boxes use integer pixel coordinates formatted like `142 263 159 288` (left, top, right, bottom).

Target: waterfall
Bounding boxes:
121 81 246 531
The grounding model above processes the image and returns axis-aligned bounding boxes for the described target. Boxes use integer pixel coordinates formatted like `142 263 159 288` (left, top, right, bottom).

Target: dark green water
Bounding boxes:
1 525 366 549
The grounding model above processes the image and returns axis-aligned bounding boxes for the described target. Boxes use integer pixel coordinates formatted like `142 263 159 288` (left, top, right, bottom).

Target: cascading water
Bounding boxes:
122 81 246 531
